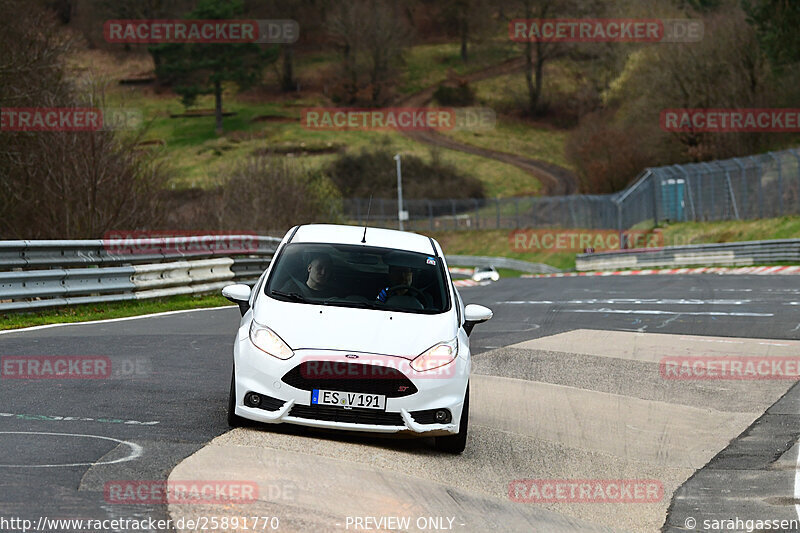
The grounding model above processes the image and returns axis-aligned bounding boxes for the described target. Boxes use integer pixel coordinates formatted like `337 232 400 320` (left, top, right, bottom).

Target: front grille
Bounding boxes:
288 404 404 426
281 361 417 398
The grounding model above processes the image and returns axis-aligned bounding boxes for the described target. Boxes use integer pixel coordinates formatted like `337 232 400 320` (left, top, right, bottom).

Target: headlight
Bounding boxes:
410 338 458 372
249 320 294 359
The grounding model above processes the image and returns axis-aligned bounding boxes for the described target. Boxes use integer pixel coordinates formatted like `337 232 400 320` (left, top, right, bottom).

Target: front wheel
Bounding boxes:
434 384 469 454
227 365 248 427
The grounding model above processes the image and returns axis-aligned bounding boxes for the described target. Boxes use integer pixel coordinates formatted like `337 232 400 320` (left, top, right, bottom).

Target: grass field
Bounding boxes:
75 45 545 195
658 216 800 246
0 294 232 331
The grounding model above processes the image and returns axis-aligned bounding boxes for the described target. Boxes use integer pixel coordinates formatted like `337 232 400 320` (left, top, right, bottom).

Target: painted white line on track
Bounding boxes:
0 412 159 425
560 308 772 317
679 337 743 344
523 266 800 278
0 305 237 336
0 431 142 468
499 298 750 305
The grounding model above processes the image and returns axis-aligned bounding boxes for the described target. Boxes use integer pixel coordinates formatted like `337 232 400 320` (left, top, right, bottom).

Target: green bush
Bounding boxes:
433 82 475 107
325 148 485 199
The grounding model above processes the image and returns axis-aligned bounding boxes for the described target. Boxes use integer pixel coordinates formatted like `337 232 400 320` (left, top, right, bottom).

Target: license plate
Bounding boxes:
311 389 386 410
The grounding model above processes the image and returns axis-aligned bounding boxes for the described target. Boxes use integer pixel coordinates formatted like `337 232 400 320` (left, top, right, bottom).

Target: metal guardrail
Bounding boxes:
575 239 800 271
0 236 282 312
0 237 559 312
446 255 560 274
0 236 279 269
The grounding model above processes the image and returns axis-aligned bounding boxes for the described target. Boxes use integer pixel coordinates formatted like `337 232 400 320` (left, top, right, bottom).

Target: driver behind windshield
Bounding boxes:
280 252 339 299
376 265 424 308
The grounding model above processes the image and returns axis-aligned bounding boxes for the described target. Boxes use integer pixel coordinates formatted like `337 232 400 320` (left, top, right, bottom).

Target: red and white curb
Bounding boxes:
453 279 492 287
523 265 800 278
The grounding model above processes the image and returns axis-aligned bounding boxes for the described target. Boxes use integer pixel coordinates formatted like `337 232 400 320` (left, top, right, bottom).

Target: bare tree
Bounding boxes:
0 0 169 238
610 10 775 161
328 0 412 105
244 0 330 92
506 0 604 116
439 0 493 63
214 156 341 233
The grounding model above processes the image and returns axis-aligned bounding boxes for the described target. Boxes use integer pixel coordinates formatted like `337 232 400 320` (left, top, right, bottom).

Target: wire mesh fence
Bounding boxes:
343 148 800 231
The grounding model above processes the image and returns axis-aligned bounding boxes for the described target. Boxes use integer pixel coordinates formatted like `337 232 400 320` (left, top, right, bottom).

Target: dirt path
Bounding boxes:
397 58 579 195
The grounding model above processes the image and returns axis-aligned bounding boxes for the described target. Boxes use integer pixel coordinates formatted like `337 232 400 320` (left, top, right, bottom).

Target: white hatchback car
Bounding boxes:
221 224 492 453
471 266 500 282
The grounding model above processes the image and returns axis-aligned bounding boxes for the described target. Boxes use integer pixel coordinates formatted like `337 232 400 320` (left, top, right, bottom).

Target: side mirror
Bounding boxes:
464 303 492 336
222 284 252 316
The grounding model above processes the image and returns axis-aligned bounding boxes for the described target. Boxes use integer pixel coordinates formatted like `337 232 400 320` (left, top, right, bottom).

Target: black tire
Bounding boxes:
227 365 248 427
434 384 469 454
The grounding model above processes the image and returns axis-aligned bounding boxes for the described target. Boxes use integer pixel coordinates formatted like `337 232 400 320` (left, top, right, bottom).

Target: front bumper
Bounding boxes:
233 341 469 436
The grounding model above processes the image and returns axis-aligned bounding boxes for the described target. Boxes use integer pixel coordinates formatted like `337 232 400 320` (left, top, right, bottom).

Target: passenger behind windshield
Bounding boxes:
279 252 340 299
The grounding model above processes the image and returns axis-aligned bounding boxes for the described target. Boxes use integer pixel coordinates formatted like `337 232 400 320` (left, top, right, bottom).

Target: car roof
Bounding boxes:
290 224 439 255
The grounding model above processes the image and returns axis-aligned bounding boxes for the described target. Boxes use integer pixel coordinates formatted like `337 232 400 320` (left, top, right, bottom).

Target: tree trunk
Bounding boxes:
214 79 223 135
460 16 468 63
281 44 296 92
533 41 544 115
524 40 535 115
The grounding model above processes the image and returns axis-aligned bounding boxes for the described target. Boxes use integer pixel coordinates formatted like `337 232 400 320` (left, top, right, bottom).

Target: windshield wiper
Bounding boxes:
335 300 383 310
270 289 311 303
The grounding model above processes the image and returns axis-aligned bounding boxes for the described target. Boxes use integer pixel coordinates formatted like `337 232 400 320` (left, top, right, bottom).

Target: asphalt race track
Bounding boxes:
1 274 800 532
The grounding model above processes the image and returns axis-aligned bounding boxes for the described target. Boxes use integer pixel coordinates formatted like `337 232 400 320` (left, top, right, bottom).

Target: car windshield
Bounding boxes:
265 243 450 314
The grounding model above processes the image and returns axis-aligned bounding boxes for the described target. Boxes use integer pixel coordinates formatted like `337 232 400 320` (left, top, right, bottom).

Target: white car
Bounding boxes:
471 266 500 282
221 224 492 454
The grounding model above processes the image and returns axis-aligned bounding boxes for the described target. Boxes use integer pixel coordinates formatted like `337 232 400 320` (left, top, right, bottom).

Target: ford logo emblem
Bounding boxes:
345 354 359 359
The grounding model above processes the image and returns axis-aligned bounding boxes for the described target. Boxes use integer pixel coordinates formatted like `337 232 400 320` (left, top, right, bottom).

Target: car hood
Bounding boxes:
253 298 457 358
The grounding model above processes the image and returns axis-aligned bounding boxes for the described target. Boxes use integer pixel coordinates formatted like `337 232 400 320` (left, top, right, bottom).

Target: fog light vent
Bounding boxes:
244 392 262 407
